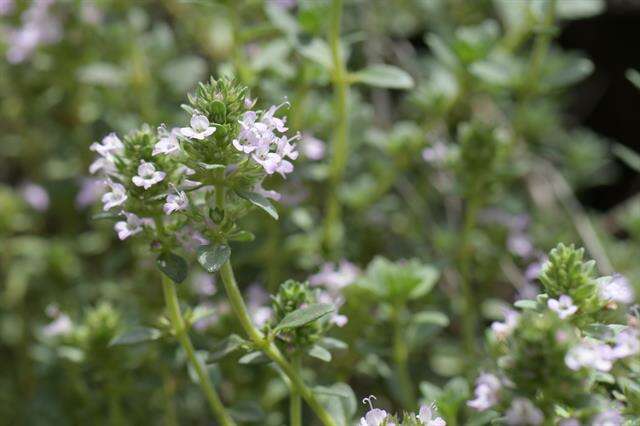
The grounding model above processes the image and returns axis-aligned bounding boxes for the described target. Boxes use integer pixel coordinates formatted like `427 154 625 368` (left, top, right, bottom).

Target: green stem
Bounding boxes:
323 0 350 258
290 354 303 426
161 276 236 426
458 196 480 363
523 0 557 96
392 307 416 410
218 261 337 426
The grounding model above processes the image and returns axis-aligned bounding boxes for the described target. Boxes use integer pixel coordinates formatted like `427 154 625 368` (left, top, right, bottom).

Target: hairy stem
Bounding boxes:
218 261 337 426
161 275 236 426
323 0 350 257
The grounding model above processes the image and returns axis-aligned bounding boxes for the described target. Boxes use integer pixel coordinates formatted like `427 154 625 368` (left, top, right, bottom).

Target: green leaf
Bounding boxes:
412 310 449 327
470 60 514 86
556 0 604 19
197 244 231 273
298 38 333 70
228 400 265 423
198 162 226 170
92 211 121 221
238 351 269 365
109 327 162 346
274 303 334 332
236 190 279 219
613 143 640 173
514 299 538 310
156 252 188 284
626 69 640 89
545 58 593 89
208 334 246 362
351 64 414 89
319 337 348 351
308 345 332 362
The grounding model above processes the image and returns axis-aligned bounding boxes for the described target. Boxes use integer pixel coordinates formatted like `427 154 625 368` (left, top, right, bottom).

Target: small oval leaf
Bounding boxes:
197 245 231 273
351 64 414 89
308 345 332 362
236 190 279 220
157 252 188 284
274 303 334 332
109 327 162 346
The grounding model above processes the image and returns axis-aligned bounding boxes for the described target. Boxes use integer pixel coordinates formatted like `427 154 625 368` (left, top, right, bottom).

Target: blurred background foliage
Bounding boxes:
1 0 640 424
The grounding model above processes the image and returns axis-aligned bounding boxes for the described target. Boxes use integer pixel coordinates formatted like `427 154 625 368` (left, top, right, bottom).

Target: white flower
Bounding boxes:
164 191 188 215
612 328 639 359
180 114 216 140
89 156 117 175
252 148 283 175
547 295 578 319
417 403 446 426
114 212 147 240
505 398 544 425
491 308 519 340
90 133 123 157
598 274 635 304
132 161 166 189
101 181 127 211
261 102 289 132
153 126 181 156
507 233 534 258
468 373 501 411
565 341 614 372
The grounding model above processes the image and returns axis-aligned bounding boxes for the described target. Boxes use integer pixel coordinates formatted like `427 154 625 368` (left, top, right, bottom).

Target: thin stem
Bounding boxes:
218 261 337 426
161 276 236 426
392 307 416 410
458 196 480 363
523 0 557 96
323 0 349 258
290 354 303 426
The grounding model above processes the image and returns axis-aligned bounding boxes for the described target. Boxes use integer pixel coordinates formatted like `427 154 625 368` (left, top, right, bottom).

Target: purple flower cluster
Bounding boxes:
5 0 61 64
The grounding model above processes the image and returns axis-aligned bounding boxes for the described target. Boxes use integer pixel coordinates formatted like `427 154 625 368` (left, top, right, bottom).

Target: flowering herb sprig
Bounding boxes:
89 77 343 426
469 243 639 424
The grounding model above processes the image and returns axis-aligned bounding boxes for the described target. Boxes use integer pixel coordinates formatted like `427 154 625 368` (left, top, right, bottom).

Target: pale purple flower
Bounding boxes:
132 161 165 189
310 261 360 294
76 178 105 209
417 403 446 426
507 233 534 258
525 258 546 282
90 133 124 158
547 295 578 319
598 274 635 305
300 133 325 160
20 182 49 211
467 373 501 411
276 135 299 161
89 156 117 175
254 183 281 201
612 328 639 359
114 212 148 240
559 419 580 426
246 283 272 327
359 408 389 426
0 0 15 16
6 0 61 63
491 308 519 340
164 191 188 215
153 126 181 156
251 306 273 328
176 226 209 253
505 398 544 425
80 2 103 25
101 181 127 211
422 141 449 164
42 313 73 338
252 148 283 175
261 103 289 132
591 409 623 426
193 302 217 331
191 272 216 297
565 342 615 372
180 114 216 140
317 290 348 327
517 282 540 301
269 0 297 10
